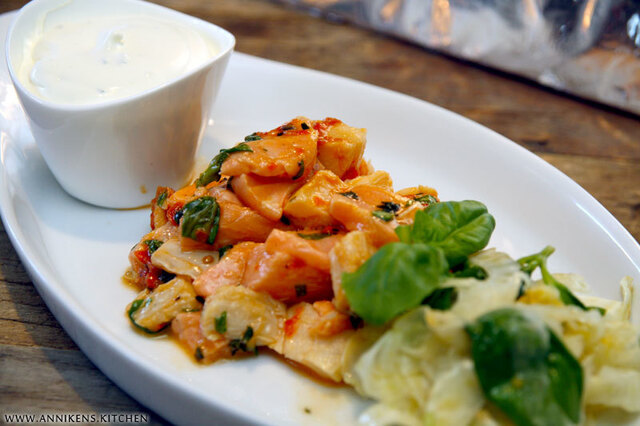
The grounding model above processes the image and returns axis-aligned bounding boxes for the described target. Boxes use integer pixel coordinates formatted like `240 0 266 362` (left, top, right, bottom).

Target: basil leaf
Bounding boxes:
214 311 227 333
196 143 253 186
466 308 583 426
415 194 438 205
128 298 169 334
372 210 394 222
450 260 488 280
244 132 261 141
342 243 448 325
422 287 457 310
156 191 168 208
395 200 495 267
518 246 604 314
181 196 220 244
144 239 163 255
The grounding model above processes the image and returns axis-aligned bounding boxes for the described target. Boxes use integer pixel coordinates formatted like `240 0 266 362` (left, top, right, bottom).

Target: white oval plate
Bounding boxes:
1 11 639 426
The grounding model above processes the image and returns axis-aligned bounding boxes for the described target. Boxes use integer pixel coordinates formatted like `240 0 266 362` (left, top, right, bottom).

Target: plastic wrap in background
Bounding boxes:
273 0 640 115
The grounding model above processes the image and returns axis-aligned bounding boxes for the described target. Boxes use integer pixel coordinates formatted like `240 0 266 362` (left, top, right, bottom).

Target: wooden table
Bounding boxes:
1 0 638 423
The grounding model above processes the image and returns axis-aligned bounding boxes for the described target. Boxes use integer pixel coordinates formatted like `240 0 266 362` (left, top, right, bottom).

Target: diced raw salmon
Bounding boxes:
328 194 399 247
264 229 342 272
193 242 257 298
283 170 347 227
220 130 317 179
171 312 231 363
396 185 439 200
231 174 302 221
313 118 366 179
345 170 393 191
243 244 332 304
310 301 353 337
329 230 377 312
348 183 408 208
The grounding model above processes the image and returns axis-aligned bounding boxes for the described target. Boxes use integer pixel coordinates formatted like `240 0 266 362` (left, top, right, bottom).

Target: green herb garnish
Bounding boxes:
128 298 169 334
144 239 163 255
218 245 233 258
415 194 438 205
344 201 495 325
181 196 220 244
422 287 457 310
214 311 227 333
244 133 261 141
372 210 394 222
229 326 256 355
518 246 605 314
466 308 583 426
156 191 168 208
196 143 253 186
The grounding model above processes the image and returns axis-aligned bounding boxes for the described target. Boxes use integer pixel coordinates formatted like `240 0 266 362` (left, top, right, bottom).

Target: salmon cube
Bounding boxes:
243 244 332 304
314 118 366 179
172 312 231 363
283 170 347 227
231 174 302 221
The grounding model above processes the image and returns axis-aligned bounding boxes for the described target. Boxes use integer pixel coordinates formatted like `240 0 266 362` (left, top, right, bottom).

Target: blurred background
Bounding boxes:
0 0 638 423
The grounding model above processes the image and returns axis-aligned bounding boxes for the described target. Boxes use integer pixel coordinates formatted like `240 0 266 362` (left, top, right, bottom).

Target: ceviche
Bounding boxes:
123 117 640 425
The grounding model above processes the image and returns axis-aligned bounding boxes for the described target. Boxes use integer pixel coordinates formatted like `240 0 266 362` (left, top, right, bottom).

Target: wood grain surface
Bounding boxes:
1 0 638 424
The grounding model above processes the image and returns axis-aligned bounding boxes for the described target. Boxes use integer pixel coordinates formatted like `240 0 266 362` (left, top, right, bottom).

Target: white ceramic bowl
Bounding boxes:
5 0 235 208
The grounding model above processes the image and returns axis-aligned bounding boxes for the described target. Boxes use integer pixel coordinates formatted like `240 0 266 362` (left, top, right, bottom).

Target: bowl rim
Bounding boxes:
5 0 236 112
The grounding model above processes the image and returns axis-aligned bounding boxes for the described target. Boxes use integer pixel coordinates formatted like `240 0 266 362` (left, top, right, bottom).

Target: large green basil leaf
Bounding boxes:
181 196 220 244
196 142 253 186
466 308 583 426
342 243 448 325
395 200 495 267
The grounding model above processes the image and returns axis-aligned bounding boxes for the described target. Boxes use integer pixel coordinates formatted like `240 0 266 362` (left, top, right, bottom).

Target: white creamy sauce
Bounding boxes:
19 15 218 104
